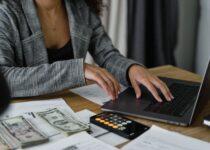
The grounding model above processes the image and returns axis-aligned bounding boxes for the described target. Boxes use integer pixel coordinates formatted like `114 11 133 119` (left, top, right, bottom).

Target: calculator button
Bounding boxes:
104 122 109 125
108 123 114 127
99 120 105 123
96 118 101 121
113 126 118 129
122 122 127 125
126 121 132 124
119 127 126 131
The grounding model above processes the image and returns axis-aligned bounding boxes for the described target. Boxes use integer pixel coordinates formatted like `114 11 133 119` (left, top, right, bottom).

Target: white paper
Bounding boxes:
122 126 210 150
1 99 73 119
97 133 128 147
28 132 118 150
76 109 129 146
70 84 127 106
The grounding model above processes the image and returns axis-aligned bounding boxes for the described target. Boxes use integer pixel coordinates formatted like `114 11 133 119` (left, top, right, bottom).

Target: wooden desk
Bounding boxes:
14 65 210 145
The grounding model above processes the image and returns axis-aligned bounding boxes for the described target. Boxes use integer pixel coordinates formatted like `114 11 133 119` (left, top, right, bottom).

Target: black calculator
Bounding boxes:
90 112 149 139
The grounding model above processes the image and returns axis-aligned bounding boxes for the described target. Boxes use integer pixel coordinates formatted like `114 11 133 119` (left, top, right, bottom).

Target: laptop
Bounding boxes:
102 61 210 126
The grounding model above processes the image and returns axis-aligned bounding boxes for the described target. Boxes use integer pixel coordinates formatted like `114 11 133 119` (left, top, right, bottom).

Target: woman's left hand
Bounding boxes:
128 65 174 102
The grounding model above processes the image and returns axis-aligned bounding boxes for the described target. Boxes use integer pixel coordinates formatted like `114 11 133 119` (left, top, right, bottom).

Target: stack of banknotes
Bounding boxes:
0 108 90 149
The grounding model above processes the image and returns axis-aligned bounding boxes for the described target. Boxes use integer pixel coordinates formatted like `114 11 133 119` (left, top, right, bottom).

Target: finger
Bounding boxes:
94 73 115 100
151 77 171 101
100 75 117 100
103 69 121 92
155 77 174 99
105 76 119 99
98 70 117 99
141 79 163 102
102 69 121 98
130 79 142 99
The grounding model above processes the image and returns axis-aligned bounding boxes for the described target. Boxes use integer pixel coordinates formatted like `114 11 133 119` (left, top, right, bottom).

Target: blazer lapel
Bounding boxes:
65 0 93 59
21 0 42 34
20 0 49 65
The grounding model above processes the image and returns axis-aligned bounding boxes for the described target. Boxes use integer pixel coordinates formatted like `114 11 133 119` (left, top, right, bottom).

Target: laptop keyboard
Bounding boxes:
145 83 200 117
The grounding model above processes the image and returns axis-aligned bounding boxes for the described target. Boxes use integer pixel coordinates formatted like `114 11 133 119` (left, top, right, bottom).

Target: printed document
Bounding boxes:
122 126 210 150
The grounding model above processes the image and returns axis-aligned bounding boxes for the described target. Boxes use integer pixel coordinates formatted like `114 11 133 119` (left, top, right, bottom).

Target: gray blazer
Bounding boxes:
0 0 138 98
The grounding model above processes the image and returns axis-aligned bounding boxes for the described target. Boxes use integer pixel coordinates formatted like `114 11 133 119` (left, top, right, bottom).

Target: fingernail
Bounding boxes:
170 93 174 99
112 96 115 100
159 98 163 102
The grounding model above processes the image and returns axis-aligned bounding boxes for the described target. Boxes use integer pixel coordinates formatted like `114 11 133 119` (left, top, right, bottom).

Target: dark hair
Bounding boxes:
85 0 103 15
0 73 10 114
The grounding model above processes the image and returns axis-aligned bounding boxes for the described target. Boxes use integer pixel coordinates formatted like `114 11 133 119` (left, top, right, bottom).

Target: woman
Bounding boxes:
0 0 173 102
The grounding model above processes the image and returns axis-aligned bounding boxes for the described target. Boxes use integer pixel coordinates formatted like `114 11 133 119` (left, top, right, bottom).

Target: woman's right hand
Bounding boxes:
84 63 121 100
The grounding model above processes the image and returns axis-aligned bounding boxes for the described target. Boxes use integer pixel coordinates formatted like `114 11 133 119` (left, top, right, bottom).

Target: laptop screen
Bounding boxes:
191 60 210 122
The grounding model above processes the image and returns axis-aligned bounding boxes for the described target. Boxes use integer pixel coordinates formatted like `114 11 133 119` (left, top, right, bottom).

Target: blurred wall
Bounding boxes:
175 0 199 72
196 0 210 75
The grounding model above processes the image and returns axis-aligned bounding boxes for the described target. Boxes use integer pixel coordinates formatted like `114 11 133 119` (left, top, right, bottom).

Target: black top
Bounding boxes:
47 40 74 64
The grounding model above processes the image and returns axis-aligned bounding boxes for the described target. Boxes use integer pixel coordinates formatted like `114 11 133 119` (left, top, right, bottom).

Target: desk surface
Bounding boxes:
14 65 210 144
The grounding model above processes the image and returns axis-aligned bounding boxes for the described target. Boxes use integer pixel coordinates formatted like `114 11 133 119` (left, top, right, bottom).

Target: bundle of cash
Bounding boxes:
0 123 20 149
0 116 49 149
37 108 90 136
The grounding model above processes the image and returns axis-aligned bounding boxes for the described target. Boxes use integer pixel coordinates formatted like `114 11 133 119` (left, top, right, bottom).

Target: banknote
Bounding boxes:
37 108 90 135
1 116 49 148
0 123 20 149
0 135 9 150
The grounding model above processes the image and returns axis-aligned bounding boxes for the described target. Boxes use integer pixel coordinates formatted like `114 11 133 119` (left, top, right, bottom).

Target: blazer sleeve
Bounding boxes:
88 9 141 86
0 11 86 98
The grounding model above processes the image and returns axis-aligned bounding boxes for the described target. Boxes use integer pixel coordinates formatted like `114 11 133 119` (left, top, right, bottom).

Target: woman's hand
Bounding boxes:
128 65 174 102
84 64 121 100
